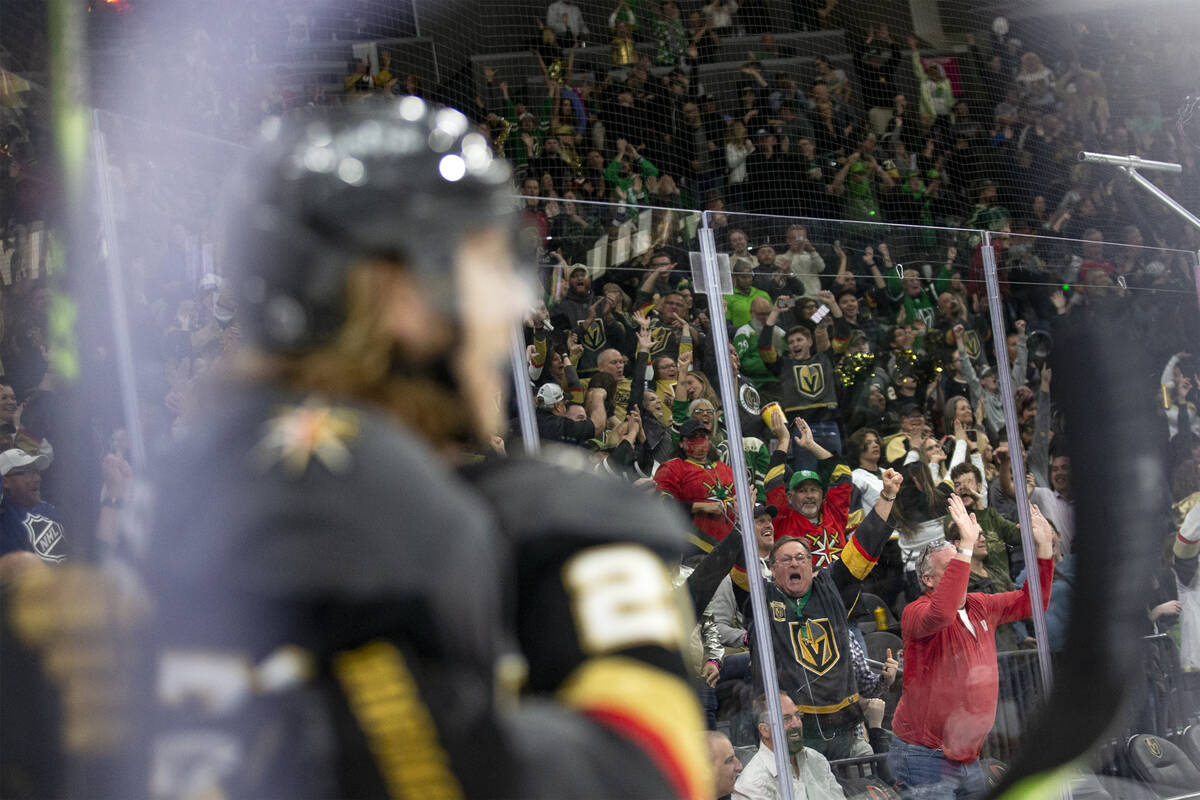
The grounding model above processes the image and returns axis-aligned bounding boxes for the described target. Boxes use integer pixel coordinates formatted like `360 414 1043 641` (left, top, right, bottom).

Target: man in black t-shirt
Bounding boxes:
535 382 607 446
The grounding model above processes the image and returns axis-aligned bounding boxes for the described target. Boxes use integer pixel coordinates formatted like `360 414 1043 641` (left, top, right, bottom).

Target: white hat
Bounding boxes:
0 449 49 476
536 383 565 407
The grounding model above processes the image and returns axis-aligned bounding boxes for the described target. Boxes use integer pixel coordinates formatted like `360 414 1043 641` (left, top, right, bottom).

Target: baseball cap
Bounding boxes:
679 418 710 439
536 383 565 407
788 470 822 490
569 264 589 277
898 401 924 418
0 449 49 476
754 504 778 518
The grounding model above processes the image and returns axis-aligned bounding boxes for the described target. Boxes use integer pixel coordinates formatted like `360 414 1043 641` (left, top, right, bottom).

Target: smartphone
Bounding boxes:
811 305 830 323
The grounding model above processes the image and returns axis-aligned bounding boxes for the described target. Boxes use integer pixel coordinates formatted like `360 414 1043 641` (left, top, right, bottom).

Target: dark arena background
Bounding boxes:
1 1 1200 798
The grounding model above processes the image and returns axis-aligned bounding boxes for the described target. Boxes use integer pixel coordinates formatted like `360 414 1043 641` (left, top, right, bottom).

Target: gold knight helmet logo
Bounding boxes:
1145 738 1163 759
788 618 839 675
581 319 606 352
794 364 825 399
963 329 982 361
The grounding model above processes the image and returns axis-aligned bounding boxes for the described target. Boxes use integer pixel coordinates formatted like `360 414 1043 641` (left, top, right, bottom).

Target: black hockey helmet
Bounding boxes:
224 96 515 352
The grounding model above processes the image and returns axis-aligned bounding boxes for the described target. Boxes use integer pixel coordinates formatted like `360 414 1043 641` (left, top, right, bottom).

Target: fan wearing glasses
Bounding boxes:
746 467 902 760
888 495 1055 799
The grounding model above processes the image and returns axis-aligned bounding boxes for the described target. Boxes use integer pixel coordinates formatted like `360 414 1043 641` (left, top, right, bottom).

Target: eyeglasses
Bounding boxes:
692 408 715 417
773 555 808 566
918 539 954 560
759 713 803 725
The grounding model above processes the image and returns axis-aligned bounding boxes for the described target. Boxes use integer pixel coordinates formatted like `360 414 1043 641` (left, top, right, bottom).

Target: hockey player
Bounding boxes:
134 99 711 800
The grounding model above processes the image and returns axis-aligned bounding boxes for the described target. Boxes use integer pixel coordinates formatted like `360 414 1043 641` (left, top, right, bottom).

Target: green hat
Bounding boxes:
788 470 822 490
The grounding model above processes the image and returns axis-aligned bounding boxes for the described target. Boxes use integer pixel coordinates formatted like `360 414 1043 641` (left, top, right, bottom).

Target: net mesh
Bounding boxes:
7 2 1198 251
3 1 1200 796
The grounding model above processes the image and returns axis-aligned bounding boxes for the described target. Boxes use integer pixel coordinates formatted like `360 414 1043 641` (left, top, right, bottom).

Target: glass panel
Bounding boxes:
523 198 1200 796
6 3 1200 790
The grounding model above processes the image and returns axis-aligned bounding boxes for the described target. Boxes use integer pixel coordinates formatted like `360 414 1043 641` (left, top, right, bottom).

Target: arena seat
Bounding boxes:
979 758 1007 788
838 774 900 800
852 592 898 634
862 630 903 665
1126 734 1200 797
1180 725 1200 771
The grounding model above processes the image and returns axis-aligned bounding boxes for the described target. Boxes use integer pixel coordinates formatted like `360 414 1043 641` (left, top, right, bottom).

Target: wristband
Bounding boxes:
880 493 896 502
955 546 972 557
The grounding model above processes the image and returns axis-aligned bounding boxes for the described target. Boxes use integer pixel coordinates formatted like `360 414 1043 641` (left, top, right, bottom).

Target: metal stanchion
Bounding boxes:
698 215 795 800
980 232 1053 695
508 318 541 455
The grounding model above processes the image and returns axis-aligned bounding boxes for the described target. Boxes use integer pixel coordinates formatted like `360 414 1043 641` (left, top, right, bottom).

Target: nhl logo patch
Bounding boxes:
23 514 65 563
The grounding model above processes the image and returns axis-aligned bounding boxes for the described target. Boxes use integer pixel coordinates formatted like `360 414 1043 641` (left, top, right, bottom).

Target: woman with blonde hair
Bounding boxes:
724 120 755 207
677 369 721 414
669 368 724 439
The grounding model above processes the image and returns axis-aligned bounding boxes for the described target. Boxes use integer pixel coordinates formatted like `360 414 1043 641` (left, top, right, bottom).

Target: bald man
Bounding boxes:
733 296 787 402
707 731 743 799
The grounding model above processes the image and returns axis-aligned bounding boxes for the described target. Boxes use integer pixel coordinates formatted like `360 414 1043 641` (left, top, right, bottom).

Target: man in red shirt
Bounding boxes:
763 415 859 568
888 494 1055 799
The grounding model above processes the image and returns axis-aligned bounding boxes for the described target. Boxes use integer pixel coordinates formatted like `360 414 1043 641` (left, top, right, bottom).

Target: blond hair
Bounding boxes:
250 266 473 446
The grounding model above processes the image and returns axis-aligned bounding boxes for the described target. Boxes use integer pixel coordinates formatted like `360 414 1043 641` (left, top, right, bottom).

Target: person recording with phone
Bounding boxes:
757 292 844 470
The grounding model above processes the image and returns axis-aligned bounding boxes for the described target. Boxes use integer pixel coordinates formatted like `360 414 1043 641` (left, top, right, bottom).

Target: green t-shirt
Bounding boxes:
724 286 771 328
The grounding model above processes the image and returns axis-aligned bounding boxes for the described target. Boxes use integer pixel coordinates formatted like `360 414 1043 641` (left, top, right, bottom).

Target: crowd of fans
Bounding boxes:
3 0 1200 797
498 1 1200 794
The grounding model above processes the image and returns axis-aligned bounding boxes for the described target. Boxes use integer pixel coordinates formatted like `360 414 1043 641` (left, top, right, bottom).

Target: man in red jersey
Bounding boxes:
655 418 738 556
764 415 859 568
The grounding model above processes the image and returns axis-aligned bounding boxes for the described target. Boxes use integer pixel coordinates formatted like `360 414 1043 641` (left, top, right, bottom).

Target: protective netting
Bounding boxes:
5 2 1200 799
8 0 1196 243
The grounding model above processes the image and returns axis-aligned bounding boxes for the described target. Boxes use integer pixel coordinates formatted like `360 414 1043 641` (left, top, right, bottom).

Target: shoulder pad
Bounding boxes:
462 453 690 559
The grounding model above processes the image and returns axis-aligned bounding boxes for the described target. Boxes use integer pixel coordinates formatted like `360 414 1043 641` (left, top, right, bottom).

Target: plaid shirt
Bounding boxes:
848 628 885 698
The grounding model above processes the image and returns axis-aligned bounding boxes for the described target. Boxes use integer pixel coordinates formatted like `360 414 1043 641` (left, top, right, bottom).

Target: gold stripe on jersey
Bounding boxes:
333 640 463 800
559 656 713 800
840 534 877 580
765 463 788 485
795 692 861 715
